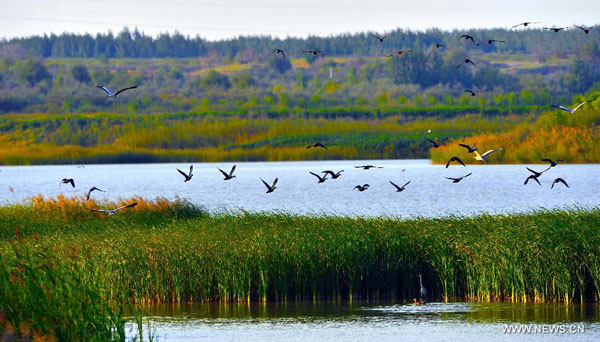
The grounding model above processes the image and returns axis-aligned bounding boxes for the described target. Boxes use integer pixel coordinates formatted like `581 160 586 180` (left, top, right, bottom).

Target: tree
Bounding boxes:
17 59 51 86
265 55 291 74
231 73 255 89
71 64 91 83
201 70 230 90
565 59 598 93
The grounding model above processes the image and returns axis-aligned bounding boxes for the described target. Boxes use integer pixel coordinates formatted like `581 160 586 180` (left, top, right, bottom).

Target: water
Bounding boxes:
129 302 600 342
0 160 598 216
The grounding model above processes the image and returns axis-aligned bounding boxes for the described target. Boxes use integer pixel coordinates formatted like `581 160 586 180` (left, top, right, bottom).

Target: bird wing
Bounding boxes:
86 188 92 200
217 168 229 178
467 60 477 67
445 177 457 181
389 181 401 190
69 179 75 187
177 168 189 178
541 158 553 164
557 178 569 188
445 160 451 169
315 142 328 149
551 104 572 113
458 143 471 150
370 33 382 40
96 85 114 96
281 50 286 59
574 25 585 31
456 157 466 167
114 85 138 97
481 149 502 157
533 177 541 185
526 167 538 174
572 101 588 112
425 137 436 145
260 178 270 189
403 181 411 188
114 202 138 212
309 172 321 179
272 178 278 187
322 170 334 176
354 166 364 168
229 165 236 176
189 165 193 176
440 137 449 143
90 209 110 213
511 23 522 28
463 173 472 178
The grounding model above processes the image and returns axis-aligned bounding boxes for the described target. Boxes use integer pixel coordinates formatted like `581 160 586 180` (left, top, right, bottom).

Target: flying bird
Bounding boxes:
464 89 478 96
176 165 193 182
458 34 476 45
354 165 383 170
473 148 503 163
306 142 328 149
457 59 477 69
574 25 596 34
541 158 562 168
354 184 370 192
218 165 237 180
512 22 540 28
261 178 278 193
425 137 449 148
96 85 138 99
459 143 478 153
476 39 506 46
322 170 344 179
446 156 466 168
446 173 472 183
551 101 588 114
389 180 410 192
303 50 324 56
90 202 137 216
544 27 566 33
524 175 541 186
427 43 450 56
59 178 75 188
551 178 569 189
386 49 412 57
86 186 105 201
371 33 388 42
526 167 545 178
309 172 328 183
271 49 286 59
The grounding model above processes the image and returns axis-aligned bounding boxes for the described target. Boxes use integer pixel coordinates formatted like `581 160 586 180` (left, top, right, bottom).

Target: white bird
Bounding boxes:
90 202 137 216
96 85 138 99
551 101 588 114
473 148 503 163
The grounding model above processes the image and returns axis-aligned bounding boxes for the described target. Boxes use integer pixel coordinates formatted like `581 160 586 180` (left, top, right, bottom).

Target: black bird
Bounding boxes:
464 89 478 96
425 137 449 148
354 184 370 192
459 143 478 153
90 202 137 216
458 34 476 45
322 170 344 179
446 173 472 183
354 165 383 170
544 27 566 33
218 165 237 180
271 49 286 59
551 178 569 189
542 158 562 168
306 142 328 149
457 59 477 69
524 175 541 186
574 25 596 34
386 49 412 57
86 186 105 201
261 178 278 193
427 43 450 56
446 156 466 168
371 33 388 42
96 85 138 99
303 50 324 56
389 180 410 192
309 172 328 183
512 22 540 28
177 165 193 182
476 39 506 46
526 167 545 178
59 178 75 188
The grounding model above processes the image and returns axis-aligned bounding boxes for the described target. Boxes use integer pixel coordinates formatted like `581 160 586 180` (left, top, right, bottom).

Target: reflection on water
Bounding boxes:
129 302 600 342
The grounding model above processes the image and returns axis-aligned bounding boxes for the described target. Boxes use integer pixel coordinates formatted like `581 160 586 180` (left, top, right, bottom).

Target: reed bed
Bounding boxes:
1 197 599 337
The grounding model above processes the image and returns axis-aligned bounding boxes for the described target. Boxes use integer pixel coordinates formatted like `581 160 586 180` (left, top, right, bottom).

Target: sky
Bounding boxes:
0 0 599 41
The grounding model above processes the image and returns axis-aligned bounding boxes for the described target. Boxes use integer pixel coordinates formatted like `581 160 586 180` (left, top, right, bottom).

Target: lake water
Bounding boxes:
129 302 600 342
0 160 598 216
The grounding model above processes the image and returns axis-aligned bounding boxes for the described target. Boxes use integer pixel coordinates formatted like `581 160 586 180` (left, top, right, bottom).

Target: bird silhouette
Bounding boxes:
574 25 596 34
389 180 410 192
271 49 286 59
542 158 562 168
90 202 137 215
354 184 370 191
473 149 503 163
59 178 75 188
446 156 466 168
457 59 477 69
371 33 388 42
458 34 476 45
476 39 506 46
524 175 541 186
177 165 193 182
464 89 478 96
306 142 328 149
425 137 449 148
303 50 324 56
551 178 569 189
322 170 344 179
86 186 105 201
354 165 383 170
459 143 478 153
526 167 545 178
96 85 138 99
386 49 412 57
544 27 566 33
261 178 278 193
428 43 450 56
446 173 472 183
512 22 540 28
218 165 237 180
309 172 328 183
551 101 588 114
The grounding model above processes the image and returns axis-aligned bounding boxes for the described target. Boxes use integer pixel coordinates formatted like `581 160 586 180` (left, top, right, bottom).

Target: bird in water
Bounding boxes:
574 25 596 34
177 165 193 182
425 136 449 148
446 156 466 168
218 165 237 180
354 184 370 192
542 158 562 168
306 142 328 149
459 143 478 153
512 22 540 28
551 101 588 114
96 85 138 99
473 149 503 163
446 173 472 183
458 34 476 45
418 273 428 303
386 49 412 57
551 178 569 189
86 186 105 201
413 298 424 306
322 170 344 179
370 33 388 43
271 49 286 59
544 27 567 33
90 202 137 216
354 165 383 170
309 172 328 183
261 178 278 193
389 180 410 192
59 178 75 188
457 58 477 69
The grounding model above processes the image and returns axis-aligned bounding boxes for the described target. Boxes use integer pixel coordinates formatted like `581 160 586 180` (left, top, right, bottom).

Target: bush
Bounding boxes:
70 64 91 83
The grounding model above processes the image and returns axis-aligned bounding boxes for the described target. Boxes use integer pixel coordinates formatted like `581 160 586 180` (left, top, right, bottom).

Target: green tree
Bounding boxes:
231 73 256 89
565 59 598 93
265 55 291 74
201 70 230 91
17 59 51 86
71 64 91 83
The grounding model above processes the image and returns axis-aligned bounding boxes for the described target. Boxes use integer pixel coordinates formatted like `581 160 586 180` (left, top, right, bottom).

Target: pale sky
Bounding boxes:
0 0 599 40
